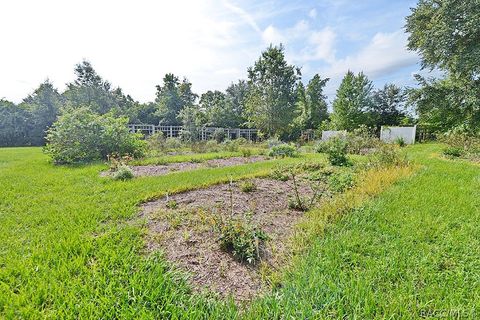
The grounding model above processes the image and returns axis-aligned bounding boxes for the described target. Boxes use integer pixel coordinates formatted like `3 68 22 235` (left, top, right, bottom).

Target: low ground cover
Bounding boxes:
1 144 478 318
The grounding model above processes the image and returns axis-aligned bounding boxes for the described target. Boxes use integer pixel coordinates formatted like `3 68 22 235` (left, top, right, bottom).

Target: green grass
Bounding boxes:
1 144 479 318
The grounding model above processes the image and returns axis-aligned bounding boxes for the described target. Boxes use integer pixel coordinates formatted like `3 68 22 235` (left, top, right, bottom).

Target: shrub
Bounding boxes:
266 137 282 148
217 216 268 264
395 137 406 147
236 137 248 145
212 128 226 143
441 127 480 159
222 139 239 152
328 170 355 192
165 137 182 150
45 107 146 164
147 132 165 154
346 125 379 154
268 143 298 158
316 137 349 166
240 180 257 192
443 146 463 157
205 140 220 152
112 164 134 181
240 147 253 157
179 129 195 142
368 144 408 167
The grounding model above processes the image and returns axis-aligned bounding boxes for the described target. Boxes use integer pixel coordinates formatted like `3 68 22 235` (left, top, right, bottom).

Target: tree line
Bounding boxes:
1 0 478 147
0 50 410 146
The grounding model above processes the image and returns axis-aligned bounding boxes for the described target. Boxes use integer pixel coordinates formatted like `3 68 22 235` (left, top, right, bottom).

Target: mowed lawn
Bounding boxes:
0 144 479 318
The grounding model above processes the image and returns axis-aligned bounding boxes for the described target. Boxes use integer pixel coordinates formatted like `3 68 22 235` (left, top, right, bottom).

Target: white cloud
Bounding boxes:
322 30 418 78
262 25 286 45
309 8 317 18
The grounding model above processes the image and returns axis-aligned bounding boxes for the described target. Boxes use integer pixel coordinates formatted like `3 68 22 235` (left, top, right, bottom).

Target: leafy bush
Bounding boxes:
146 132 166 154
268 143 298 158
346 126 379 154
443 146 462 157
328 170 355 192
179 129 195 142
240 180 257 192
266 137 282 148
222 139 239 152
217 216 268 264
368 144 408 167
165 137 182 150
316 137 349 166
45 107 146 164
206 140 220 152
240 147 253 157
212 128 226 143
441 127 480 159
112 164 134 181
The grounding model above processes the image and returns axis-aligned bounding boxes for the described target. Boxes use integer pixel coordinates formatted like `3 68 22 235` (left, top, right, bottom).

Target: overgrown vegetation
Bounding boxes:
316 137 350 166
44 107 146 164
217 214 268 264
441 127 480 161
268 143 298 158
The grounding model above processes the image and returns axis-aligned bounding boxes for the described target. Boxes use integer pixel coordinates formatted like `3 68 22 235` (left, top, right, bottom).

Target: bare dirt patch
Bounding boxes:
102 156 267 177
140 177 319 302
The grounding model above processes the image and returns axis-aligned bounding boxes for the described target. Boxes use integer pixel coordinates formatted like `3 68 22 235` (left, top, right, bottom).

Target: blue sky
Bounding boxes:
0 0 424 103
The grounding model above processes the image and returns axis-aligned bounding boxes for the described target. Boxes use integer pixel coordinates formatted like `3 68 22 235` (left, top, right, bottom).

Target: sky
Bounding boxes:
0 0 424 104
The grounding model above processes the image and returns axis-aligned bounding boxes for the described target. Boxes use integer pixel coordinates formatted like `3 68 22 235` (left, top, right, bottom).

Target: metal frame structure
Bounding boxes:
128 124 259 141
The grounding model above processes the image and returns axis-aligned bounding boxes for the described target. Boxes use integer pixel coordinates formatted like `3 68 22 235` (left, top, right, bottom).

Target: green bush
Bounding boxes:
316 137 349 166
112 164 134 181
222 139 239 152
240 147 253 157
346 126 380 154
146 132 166 155
165 137 182 150
268 143 298 158
443 146 463 157
441 127 480 159
328 170 355 192
45 107 146 164
217 216 268 264
368 144 408 167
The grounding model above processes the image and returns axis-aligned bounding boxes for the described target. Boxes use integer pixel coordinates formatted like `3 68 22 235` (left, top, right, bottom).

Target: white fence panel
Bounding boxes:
321 130 347 141
380 126 416 144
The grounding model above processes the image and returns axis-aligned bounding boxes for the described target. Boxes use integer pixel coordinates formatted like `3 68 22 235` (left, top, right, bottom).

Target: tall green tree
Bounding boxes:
305 74 329 129
22 80 63 144
406 0 480 131
331 71 373 130
370 84 408 127
245 45 300 138
225 80 249 127
292 82 308 131
408 75 479 131
0 100 31 147
63 60 134 115
406 0 480 80
155 74 197 125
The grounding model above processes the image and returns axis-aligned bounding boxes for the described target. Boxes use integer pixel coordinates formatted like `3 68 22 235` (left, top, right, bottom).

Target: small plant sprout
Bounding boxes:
166 199 178 209
240 180 257 193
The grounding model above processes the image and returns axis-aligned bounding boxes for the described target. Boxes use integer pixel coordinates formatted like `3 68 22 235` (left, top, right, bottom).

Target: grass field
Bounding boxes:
1 144 479 318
